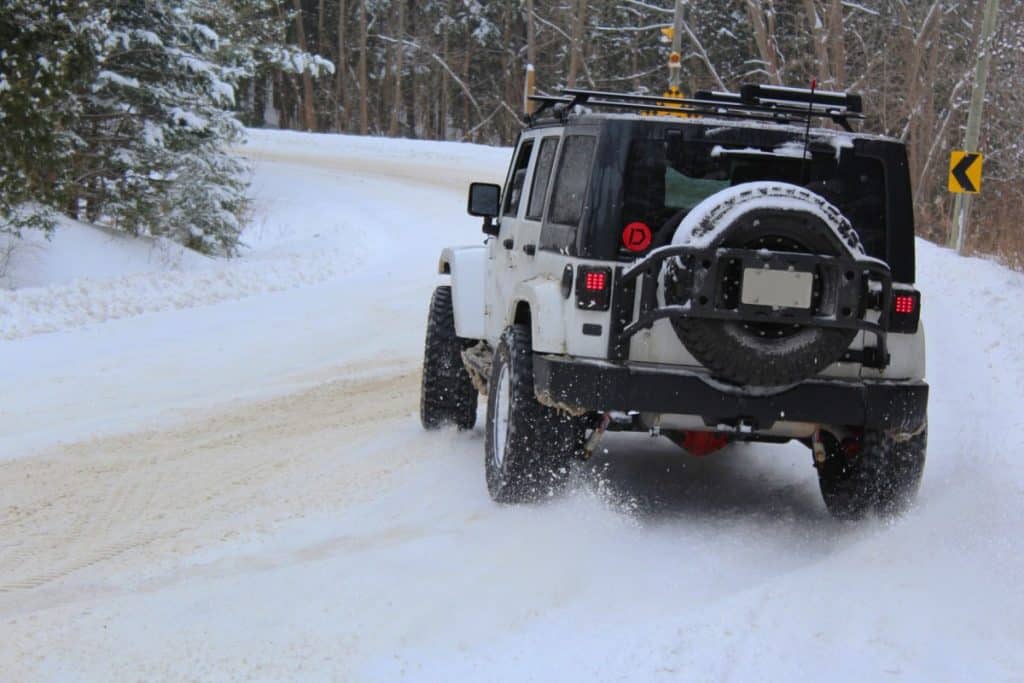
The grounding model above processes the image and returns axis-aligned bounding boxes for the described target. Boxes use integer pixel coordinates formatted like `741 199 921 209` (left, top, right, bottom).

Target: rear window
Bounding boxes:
621 134 887 258
549 135 596 227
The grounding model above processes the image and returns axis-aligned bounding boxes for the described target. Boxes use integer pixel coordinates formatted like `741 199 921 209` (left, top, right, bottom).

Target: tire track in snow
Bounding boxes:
0 361 420 606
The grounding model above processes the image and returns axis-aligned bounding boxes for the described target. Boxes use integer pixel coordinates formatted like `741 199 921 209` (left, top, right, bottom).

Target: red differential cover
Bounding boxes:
678 431 730 457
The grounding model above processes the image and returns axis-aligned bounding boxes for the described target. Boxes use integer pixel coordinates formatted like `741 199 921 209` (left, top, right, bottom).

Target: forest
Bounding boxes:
2 1 1021 264
247 0 1023 265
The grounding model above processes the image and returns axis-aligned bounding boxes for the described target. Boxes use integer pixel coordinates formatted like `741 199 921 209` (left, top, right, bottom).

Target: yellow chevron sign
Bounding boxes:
948 151 984 194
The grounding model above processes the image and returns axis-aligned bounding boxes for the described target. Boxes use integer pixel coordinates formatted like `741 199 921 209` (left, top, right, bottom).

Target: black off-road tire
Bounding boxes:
667 183 864 386
484 325 583 503
817 427 927 520
420 286 478 431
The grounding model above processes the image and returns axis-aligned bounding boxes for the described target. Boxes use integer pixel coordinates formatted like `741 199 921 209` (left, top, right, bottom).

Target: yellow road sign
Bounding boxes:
949 151 984 194
661 27 674 39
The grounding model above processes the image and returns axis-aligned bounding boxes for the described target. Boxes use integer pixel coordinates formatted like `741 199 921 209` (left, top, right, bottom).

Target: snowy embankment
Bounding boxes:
1 130 1022 681
0 129 507 339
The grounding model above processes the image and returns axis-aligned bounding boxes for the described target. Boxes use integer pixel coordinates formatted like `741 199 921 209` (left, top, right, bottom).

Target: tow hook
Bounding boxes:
582 413 612 460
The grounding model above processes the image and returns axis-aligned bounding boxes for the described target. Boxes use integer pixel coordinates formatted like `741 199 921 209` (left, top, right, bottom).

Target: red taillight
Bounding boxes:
585 271 607 291
889 290 921 333
576 266 612 311
894 295 915 315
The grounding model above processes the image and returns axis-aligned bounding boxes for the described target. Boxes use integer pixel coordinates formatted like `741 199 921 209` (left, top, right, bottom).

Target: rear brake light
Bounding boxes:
585 271 607 291
889 290 921 333
894 295 915 315
576 266 612 311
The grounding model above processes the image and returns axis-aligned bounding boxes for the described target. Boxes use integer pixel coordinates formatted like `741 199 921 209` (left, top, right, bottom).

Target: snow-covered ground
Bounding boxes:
1 130 1022 681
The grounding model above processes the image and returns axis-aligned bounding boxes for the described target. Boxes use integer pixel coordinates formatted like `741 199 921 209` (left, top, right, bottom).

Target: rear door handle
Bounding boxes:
522 244 536 256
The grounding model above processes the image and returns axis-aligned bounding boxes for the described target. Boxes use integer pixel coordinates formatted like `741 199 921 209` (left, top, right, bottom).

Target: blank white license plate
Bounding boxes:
741 268 814 309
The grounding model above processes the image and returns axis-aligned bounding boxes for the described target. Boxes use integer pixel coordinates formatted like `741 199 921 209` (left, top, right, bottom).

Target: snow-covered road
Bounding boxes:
1 130 1022 681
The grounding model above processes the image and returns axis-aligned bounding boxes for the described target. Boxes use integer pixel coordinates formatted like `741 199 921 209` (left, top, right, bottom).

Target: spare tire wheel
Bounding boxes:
664 182 866 387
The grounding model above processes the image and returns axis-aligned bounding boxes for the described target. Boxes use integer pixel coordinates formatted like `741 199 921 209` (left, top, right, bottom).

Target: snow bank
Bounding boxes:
0 129 510 339
0 249 341 339
0 217 209 289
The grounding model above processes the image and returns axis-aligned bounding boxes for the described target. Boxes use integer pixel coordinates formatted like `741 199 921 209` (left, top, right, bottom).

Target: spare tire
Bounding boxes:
664 182 866 387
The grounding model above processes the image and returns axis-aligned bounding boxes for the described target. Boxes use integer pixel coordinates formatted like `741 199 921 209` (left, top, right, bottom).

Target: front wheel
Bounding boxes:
817 427 927 520
485 325 583 503
420 286 478 431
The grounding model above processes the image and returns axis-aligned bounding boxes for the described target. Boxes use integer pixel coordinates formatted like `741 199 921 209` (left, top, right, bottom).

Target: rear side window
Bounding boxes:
526 137 559 220
549 135 596 226
503 139 534 217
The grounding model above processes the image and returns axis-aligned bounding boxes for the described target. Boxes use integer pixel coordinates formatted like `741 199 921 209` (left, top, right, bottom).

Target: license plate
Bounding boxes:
741 268 814 309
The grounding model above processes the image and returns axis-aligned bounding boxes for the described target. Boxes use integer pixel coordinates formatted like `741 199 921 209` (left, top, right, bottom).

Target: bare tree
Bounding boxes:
358 0 368 135
388 1 405 137
335 0 349 131
566 0 587 88
746 0 784 84
291 0 317 131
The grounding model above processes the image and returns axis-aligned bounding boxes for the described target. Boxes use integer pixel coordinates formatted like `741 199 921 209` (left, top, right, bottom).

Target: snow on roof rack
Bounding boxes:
526 85 865 132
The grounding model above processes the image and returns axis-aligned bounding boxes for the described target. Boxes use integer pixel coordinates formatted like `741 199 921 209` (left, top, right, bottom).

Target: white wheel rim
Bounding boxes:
494 364 511 469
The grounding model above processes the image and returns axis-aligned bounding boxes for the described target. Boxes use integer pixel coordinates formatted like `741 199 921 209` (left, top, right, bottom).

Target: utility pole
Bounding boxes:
668 0 686 95
950 0 1000 254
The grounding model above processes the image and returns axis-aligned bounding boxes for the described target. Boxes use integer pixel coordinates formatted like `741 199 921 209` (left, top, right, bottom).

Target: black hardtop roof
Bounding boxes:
524 86 900 145
526 110 902 147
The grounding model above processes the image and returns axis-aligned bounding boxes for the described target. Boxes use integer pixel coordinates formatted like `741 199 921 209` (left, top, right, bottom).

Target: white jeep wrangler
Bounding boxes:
420 86 928 519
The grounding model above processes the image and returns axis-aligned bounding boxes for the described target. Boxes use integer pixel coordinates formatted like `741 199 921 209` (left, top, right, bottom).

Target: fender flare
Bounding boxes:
508 278 566 354
439 246 486 340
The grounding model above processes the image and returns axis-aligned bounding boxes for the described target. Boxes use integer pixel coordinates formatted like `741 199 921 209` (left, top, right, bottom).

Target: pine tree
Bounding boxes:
0 1 109 236
210 0 334 130
74 0 251 254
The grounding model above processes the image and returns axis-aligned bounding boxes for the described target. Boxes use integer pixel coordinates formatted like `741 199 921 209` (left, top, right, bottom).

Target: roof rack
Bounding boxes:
526 85 865 132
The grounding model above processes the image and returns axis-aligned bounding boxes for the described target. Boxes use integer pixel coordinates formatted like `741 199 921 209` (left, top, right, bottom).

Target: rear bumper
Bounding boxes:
533 355 928 433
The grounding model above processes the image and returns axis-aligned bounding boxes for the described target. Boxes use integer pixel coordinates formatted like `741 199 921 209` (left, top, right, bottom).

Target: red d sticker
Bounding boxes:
622 222 653 252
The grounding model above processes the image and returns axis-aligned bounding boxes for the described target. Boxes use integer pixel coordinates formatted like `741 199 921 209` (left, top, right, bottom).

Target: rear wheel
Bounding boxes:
420 286 478 431
817 427 927 519
485 325 583 503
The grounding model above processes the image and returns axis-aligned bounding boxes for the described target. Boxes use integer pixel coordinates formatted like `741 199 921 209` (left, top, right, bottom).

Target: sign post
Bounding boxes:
667 0 685 97
949 0 1000 254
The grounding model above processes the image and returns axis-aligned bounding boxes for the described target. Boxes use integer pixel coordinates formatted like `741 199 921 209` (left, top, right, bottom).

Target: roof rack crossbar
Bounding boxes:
527 86 864 131
565 87 863 121
564 87 863 120
530 95 815 126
